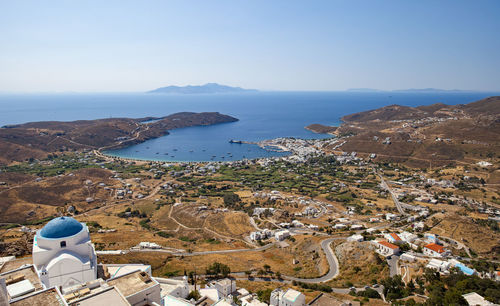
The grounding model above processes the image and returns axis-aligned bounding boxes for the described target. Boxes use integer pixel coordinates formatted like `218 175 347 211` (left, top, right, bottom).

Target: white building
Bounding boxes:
270 288 305 306
400 253 416 262
275 230 290 241
32 216 97 289
423 243 448 258
350 224 364 230
462 292 494 305
107 270 162 306
347 234 364 242
375 241 400 257
333 224 347 230
384 233 403 244
399 231 418 243
426 259 451 273
386 213 398 221
155 276 190 299
241 294 268 306
214 278 235 298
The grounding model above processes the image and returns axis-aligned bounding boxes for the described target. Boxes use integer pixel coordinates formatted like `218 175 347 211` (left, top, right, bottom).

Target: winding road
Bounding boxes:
284 238 341 283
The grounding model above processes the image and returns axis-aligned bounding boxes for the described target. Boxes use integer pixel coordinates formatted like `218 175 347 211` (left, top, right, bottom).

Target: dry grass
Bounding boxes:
428 213 500 257
204 212 255 238
327 241 389 287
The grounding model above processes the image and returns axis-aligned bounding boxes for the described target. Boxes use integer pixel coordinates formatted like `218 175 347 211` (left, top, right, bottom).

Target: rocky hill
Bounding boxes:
329 96 500 167
0 112 238 164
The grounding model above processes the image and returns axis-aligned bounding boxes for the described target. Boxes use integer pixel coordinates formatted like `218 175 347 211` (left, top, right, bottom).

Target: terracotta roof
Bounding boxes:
424 243 445 253
389 233 402 241
378 241 399 250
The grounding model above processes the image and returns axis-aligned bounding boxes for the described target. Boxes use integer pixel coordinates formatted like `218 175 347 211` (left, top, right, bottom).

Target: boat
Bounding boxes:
229 140 243 144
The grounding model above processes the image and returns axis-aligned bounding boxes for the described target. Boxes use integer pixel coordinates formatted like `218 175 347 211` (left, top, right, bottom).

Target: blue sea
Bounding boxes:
0 91 497 162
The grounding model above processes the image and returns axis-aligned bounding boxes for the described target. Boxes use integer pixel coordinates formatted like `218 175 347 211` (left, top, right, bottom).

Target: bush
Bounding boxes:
206 262 231 278
156 231 172 238
296 281 332 293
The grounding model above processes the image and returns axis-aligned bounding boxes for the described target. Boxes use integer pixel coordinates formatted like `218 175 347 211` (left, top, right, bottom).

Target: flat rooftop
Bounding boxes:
10 288 65 306
103 264 150 279
69 287 130 306
106 270 157 297
0 257 32 273
0 265 43 296
308 294 353 306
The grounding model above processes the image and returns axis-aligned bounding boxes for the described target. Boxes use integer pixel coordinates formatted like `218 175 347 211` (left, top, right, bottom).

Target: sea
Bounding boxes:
0 91 497 162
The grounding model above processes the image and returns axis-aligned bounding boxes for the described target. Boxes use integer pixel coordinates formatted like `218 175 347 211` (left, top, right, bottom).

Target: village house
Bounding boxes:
423 243 448 258
270 288 306 306
375 241 400 257
275 230 290 241
384 233 403 244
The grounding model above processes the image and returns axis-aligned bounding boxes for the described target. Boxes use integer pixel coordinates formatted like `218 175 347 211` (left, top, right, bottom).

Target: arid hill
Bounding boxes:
305 124 338 134
0 112 238 164
328 96 500 167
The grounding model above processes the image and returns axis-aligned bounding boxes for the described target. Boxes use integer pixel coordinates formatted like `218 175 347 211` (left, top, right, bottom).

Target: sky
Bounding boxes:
0 0 499 92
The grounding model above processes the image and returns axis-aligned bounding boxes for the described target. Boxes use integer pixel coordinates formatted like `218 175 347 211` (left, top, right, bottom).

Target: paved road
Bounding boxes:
376 170 405 214
284 238 341 283
387 255 400 277
110 237 342 283
170 243 275 256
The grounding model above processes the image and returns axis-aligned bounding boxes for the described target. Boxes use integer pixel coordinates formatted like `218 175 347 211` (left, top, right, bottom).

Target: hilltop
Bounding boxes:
148 83 258 94
0 112 238 164
324 96 500 167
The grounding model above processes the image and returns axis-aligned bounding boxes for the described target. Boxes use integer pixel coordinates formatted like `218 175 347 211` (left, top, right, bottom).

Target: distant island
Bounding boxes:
148 83 258 94
346 88 471 93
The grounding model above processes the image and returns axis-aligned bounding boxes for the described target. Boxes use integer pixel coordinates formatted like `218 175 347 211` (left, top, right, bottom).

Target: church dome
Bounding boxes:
40 216 84 239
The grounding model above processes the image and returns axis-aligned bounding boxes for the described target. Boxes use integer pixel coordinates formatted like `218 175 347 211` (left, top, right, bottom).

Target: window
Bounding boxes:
60 241 66 248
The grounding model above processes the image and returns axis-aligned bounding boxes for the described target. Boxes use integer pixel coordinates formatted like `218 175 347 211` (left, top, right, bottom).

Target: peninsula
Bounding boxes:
0 112 238 165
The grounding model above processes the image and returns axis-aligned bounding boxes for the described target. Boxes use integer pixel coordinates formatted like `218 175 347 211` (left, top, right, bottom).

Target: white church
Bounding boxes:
32 216 98 288
1 216 307 305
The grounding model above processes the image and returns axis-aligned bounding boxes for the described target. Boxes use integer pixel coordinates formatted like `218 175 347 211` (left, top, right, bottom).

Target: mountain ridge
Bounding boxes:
148 83 258 94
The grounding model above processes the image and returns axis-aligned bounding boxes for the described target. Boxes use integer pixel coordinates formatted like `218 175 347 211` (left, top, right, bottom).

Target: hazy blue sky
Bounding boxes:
1 0 499 92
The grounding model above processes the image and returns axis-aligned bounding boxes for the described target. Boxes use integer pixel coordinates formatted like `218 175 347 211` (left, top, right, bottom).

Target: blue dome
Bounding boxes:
40 216 84 239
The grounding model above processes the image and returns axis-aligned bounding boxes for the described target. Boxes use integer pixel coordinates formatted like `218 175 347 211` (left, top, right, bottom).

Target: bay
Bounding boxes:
0 91 497 162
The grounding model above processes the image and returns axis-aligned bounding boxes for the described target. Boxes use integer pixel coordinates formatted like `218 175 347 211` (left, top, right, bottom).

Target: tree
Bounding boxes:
206 262 231 278
245 270 252 279
257 269 266 277
275 271 282 280
223 192 241 207
263 264 271 273
187 290 201 301
407 280 415 293
257 289 272 303
443 289 467 305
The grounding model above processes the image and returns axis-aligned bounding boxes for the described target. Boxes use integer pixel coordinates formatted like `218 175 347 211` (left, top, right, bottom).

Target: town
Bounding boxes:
1 126 499 306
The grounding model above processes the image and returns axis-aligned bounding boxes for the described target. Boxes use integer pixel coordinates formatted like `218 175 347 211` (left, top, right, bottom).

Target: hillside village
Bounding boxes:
1 97 500 305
